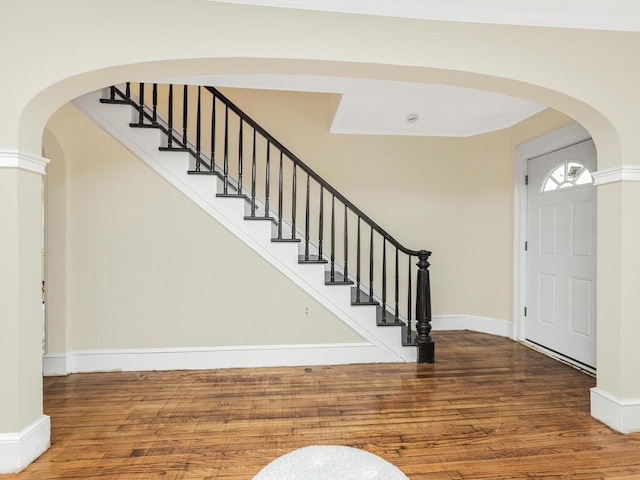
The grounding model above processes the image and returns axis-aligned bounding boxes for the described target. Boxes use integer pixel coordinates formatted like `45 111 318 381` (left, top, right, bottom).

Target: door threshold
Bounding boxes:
521 339 596 377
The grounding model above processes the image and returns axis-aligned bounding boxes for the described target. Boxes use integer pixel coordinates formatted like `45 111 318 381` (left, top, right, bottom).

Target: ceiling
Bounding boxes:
153 74 546 137
211 0 640 32
158 1 639 137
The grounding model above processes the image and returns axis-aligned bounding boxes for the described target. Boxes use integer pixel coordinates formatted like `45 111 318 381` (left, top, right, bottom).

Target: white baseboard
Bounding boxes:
0 415 50 473
43 316 512 375
42 354 69 377
590 387 640 433
431 314 512 337
43 342 388 375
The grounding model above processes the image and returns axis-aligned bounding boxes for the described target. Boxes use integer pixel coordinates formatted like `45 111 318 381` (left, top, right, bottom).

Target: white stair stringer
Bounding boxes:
73 90 418 364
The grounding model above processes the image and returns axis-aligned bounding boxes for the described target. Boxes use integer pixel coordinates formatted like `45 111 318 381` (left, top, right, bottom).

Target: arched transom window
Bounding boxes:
541 161 593 192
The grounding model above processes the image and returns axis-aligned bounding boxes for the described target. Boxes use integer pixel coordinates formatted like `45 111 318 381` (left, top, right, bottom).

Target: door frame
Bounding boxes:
512 123 593 353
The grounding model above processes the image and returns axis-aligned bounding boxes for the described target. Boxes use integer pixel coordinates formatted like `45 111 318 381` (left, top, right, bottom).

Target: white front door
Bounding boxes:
526 139 597 369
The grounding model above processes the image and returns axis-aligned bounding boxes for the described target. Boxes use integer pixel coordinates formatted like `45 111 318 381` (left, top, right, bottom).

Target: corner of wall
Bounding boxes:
591 387 640 434
0 416 50 473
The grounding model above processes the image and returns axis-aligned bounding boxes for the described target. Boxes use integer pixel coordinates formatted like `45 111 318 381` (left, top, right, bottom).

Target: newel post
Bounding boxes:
416 250 435 363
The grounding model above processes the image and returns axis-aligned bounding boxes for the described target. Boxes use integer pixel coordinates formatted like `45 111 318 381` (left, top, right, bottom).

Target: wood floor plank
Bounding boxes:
6 331 640 479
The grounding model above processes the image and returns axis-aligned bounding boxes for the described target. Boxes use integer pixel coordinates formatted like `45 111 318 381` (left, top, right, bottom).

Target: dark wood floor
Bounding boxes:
7 331 640 479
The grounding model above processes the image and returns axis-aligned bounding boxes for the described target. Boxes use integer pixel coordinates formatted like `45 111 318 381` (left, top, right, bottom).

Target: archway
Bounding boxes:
4 2 639 473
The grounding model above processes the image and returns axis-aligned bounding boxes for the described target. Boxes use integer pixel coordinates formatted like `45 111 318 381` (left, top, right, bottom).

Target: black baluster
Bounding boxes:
304 175 310 260
109 85 115 101
416 251 435 363
125 82 131 99
395 248 399 321
223 104 229 194
369 227 373 301
277 151 283 239
291 163 297 240
407 255 412 330
343 205 348 280
318 186 324 259
264 141 270 218
369 227 374 300
250 130 257 217
330 195 335 282
138 83 145 125
195 86 201 171
356 217 361 301
152 83 158 124
167 84 174 148
382 239 387 322
238 119 243 193
210 95 216 172
182 85 188 147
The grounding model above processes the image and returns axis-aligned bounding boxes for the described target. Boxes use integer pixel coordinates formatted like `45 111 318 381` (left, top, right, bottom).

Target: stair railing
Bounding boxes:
102 82 435 363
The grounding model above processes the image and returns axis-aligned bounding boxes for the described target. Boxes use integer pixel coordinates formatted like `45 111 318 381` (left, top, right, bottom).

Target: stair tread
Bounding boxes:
376 305 406 326
401 326 418 346
159 146 191 152
100 98 131 105
324 271 354 285
217 193 248 199
244 215 275 221
351 287 379 306
298 255 328 264
272 237 301 243
129 122 160 129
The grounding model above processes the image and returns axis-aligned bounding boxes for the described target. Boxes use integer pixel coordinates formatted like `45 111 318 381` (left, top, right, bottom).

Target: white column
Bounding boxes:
0 152 51 472
591 167 640 433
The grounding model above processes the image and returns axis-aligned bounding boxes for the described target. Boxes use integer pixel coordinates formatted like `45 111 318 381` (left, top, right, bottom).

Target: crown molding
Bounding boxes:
593 165 640 186
0 151 50 175
211 0 640 33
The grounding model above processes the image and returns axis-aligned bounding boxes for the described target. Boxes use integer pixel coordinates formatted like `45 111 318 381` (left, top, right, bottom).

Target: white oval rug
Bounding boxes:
252 445 410 480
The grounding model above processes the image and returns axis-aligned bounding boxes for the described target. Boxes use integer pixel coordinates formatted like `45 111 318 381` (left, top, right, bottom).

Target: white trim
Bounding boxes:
592 165 640 186
0 151 50 175
590 388 640 434
522 340 596 375
512 123 591 343
44 342 386 375
43 316 512 376
0 415 50 473
42 354 69 377
431 315 512 338
211 0 640 33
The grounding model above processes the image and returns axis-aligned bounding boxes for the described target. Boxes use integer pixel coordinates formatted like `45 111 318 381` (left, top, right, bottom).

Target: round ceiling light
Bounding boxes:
406 113 419 123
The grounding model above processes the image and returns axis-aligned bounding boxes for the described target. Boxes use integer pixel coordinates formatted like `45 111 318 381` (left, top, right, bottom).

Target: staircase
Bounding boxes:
73 82 434 363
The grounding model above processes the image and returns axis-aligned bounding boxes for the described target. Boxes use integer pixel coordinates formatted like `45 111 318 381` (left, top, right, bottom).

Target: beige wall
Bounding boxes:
216 87 573 321
43 103 362 352
0 169 43 432
43 127 70 356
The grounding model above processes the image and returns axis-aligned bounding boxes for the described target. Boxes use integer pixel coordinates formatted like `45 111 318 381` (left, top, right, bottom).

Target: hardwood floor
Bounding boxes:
7 331 640 479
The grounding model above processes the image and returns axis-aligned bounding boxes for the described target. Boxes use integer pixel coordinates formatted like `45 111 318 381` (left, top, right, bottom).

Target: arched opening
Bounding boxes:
7 4 639 471
31 65 616 378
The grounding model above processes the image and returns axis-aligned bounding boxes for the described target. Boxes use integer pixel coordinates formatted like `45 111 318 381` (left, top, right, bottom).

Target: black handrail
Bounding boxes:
101 82 434 363
206 86 428 258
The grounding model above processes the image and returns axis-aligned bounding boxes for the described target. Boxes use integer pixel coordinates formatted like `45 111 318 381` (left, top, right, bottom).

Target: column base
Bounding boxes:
0 415 50 473
417 339 435 363
591 387 640 433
